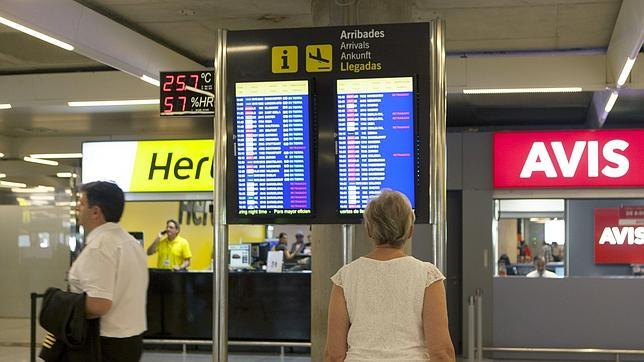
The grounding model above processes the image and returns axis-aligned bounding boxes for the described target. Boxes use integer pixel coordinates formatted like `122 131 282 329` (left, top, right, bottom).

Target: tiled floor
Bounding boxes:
5 317 639 362
0 317 312 361
0 346 310 362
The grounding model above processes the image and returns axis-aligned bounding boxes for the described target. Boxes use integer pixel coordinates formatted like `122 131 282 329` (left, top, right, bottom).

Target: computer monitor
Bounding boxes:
254 241 271 265
229 244 251 269
128 231 144 247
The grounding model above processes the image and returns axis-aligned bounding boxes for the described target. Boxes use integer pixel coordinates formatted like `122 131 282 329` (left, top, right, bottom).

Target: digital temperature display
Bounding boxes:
160 71 215 116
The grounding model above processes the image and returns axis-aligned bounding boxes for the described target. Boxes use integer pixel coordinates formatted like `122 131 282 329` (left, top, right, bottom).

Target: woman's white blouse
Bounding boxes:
331 256 445 361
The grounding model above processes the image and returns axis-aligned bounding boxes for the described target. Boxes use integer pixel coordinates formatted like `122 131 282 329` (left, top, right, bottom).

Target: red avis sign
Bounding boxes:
493 130 644 188
595 208 644 264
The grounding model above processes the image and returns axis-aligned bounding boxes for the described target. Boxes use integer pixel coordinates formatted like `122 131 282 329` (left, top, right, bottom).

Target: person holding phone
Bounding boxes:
146 219 192 271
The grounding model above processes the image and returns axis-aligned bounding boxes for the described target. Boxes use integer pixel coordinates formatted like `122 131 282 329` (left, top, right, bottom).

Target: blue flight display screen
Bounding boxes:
337 77 415 214
235 80 312 216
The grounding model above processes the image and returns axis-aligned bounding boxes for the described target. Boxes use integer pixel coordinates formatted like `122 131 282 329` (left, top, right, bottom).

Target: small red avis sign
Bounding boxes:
595 208 644 264
493 130 644 188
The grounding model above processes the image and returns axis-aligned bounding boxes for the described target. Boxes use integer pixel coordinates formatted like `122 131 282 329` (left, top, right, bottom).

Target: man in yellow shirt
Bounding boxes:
146 219 192 271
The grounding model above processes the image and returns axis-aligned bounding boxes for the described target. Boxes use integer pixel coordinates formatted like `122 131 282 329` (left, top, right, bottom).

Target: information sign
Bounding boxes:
226 23 431 224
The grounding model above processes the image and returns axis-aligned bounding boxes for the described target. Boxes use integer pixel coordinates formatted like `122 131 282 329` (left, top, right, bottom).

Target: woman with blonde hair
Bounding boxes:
325 189 455 362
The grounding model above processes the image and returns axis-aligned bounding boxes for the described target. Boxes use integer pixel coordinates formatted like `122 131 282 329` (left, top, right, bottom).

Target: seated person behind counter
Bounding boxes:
274 232 295 260
274 232 311 271
290 231 306 255
147 219 192 271
526 256 558 278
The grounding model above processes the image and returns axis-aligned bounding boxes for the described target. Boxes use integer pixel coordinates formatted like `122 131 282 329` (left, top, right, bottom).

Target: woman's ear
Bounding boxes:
364 221 372 238
406 224 415 240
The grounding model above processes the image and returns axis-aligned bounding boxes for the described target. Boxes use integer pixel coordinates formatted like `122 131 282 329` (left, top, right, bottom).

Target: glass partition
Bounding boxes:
494 199 565 277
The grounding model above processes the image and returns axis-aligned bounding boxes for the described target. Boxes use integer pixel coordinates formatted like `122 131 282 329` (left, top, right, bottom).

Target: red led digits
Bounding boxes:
160 71 213 116
162 74 174 92
176 75 186 91
163 97 173 113
178 96 187 112
190 74 199 89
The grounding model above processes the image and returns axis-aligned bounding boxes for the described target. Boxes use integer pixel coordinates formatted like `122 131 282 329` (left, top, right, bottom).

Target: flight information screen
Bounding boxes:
234 80 312 216
337 77 415 214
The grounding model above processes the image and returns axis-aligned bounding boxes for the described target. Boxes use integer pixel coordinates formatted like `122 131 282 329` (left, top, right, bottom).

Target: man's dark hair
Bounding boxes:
80 181 125 223
278 232 287 239
166 219 180 231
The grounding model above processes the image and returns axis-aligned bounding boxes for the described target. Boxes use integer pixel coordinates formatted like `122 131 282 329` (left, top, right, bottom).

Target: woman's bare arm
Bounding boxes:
423 281 456 362
324 284 350 362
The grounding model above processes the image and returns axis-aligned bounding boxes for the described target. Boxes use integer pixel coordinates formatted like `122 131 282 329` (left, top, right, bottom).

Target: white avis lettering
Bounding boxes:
599 226 644 245
520 140 629 178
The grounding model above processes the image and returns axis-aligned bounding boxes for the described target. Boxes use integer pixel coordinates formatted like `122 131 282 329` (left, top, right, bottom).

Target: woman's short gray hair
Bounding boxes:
363 189 415 247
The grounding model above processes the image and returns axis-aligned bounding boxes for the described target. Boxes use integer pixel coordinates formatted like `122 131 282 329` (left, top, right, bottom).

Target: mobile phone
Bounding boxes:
161 230 167 235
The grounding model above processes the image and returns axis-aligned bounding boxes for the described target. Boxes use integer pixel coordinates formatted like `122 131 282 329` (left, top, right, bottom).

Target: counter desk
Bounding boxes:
145 269 311 342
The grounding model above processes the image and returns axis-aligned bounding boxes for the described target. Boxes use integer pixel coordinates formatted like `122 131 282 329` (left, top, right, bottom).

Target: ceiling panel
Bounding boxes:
0 31 104 74
0 109 212 138
556 2 620 48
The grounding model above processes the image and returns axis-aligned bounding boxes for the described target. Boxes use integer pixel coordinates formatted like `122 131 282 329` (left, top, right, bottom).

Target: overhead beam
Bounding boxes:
606 0 644 87
447 53 608 92
0 72 156 107
586 0 644 128
0 0 204 82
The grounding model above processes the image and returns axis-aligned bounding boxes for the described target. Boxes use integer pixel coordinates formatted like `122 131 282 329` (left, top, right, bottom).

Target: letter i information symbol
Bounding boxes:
272 46 298 73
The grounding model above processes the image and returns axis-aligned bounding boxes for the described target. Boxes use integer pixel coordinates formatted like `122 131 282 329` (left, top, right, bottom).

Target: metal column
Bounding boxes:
213 28 229 362
429 19 447 273
342 224 354 265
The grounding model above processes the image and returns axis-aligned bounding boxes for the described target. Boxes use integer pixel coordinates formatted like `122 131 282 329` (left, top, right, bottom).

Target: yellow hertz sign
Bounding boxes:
131 140 214 192
82 140 214 192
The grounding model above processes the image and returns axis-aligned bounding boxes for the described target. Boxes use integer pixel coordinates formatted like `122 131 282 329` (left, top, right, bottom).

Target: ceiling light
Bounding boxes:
23 157 59 166
463 87 583 94
604 91 619 113
30 153 82 159
0 16 74 51
0 173 6 178
227 45 269 53
140 75 160 87
0 104 11 110
11 186 55 193
67 99 159 107
616 57 636 87
0 180 27 188
56 172 78 178
30 195 55 201
0 152 4 158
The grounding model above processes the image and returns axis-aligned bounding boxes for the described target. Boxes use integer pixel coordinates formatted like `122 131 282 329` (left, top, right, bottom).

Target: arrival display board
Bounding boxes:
494 130 644 188
226 23 430 224
234 80 312 216
337 77 415 214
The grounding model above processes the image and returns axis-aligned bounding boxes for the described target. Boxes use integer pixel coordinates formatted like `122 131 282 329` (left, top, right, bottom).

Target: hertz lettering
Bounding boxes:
148 152 213 180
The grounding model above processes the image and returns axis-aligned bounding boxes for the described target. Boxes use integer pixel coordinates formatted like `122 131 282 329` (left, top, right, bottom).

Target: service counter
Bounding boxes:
145 269 311 341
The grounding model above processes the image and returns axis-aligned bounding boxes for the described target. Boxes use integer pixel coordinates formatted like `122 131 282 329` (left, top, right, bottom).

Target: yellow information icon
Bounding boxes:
306 44 333 72
271 46 298 73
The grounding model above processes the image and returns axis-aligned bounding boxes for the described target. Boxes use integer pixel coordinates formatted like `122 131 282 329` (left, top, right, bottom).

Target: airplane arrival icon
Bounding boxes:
306 44 332 72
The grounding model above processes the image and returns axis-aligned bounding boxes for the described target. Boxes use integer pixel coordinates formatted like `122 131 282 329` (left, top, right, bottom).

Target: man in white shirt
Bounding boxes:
69 181 148 361
526 256 558 278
